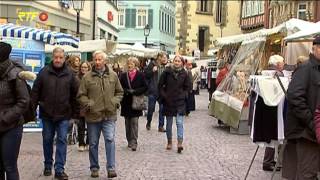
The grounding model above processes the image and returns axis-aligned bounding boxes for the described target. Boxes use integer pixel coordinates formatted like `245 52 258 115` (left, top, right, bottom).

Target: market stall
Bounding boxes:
0 23 79 132
209 18 315 133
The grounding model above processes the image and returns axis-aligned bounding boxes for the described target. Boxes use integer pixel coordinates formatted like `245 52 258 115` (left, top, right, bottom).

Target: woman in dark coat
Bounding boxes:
0 42 30 179
120 57 147 151
158 55 191 153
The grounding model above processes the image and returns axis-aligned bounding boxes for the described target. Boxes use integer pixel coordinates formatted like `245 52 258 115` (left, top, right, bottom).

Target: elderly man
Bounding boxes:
285 36 320 179
78 51 123 178
31 47 79 180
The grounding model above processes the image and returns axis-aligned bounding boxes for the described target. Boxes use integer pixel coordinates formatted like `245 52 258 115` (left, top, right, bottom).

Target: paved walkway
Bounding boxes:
18 90 280 179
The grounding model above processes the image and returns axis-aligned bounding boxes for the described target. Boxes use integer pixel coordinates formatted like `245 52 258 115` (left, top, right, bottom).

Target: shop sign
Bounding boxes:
108 11 113 22
16 8 49 25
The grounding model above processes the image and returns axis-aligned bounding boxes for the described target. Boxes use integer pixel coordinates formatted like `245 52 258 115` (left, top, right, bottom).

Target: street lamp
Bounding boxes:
71 0 85 38
144 24 150 48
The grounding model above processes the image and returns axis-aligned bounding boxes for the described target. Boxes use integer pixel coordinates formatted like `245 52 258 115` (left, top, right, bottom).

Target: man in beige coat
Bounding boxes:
77 51 123 178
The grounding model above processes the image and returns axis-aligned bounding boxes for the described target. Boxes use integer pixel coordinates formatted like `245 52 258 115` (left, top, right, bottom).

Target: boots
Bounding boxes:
166 139 172 150
177 140 183 153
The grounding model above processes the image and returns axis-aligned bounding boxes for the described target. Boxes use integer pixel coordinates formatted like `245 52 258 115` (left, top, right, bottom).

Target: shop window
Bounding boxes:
108 33 112 40
297 3 307 20
118 8 125 27
100 29 106 39
136 9 147 28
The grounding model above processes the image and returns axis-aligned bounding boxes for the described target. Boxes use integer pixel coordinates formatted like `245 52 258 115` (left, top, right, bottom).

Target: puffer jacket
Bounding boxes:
0 60 29 132
77 65 124 122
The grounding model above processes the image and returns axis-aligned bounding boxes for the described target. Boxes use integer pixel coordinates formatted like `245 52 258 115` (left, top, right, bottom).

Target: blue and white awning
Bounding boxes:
0 23 79 48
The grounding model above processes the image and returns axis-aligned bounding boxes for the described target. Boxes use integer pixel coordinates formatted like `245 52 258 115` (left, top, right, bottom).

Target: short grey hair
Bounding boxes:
52 47 64 55
268 55 284 66
93 50 107 60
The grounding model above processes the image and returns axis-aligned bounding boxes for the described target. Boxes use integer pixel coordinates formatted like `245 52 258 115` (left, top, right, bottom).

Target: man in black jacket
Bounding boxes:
285 36 320 179
31 47 79 180
144 52 167 132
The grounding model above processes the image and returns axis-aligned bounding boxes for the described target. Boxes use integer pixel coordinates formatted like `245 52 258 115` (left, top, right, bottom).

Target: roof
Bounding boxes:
284 21 320 41
215 18 315 47
0 23 79 48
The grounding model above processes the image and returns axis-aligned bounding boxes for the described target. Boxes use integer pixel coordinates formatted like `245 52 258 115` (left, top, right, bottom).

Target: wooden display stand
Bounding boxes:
229 106 250 135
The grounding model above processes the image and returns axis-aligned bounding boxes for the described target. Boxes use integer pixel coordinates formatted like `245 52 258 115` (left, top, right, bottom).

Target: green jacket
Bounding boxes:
77 66 124 123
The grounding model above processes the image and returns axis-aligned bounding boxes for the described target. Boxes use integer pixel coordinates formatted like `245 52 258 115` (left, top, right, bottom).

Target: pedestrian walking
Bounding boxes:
77 61 91 151
77 50 123 178
119 57 148 151
0 42 30 180
158 55 191 153
31 47 79 180
284 36 320 179
145 52 168 132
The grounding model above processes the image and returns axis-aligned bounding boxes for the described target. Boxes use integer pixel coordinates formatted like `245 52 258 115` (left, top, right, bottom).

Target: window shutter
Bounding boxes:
221 1 227 25
148 9 153 28
125 9 131 28
131 9 136 28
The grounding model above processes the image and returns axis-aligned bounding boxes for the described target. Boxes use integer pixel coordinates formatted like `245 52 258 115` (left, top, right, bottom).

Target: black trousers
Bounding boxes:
0 126 23 180
77 118 88 146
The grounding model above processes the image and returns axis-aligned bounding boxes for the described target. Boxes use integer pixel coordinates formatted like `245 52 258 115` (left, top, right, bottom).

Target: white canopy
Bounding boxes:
215 18 315 47
114 42 160 57
45 39 116 53
284 21 320 42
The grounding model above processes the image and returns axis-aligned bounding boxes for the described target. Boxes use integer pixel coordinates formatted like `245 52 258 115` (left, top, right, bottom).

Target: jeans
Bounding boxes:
147 94 165 128
42 119 69 174
166 113 184 140
0 126 23 180
125 117 139 147
87 118 116 171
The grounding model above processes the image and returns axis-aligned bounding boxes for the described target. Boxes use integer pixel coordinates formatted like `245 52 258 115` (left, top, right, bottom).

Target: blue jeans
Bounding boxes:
166 114 184 140
147 94 165 128
42 119 69 174
0 126 23 180
87 118 116 171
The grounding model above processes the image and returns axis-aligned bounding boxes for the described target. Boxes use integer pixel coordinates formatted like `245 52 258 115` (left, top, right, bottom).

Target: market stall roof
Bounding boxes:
114 43 160 57
284 21 320 42
45 39 116 53
0 23 79 48
215 18 315 47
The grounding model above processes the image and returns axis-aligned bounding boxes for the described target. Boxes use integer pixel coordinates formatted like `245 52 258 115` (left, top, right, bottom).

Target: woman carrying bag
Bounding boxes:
119 57 148 151
158 55 191 153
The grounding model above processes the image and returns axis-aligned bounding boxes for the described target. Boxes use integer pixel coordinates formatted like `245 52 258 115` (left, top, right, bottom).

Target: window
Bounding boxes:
297 3 307 20
110 0 117 8
136 9 147 28
118 8 125 27
200 0 208 12
162 12 165 31
108 33 112 40
100 29 106 39
216 0 222 24
114 36 118 41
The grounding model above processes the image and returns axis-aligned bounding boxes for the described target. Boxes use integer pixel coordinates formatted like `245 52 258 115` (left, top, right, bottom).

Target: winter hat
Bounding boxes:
313 36 320 45
0 42 12 62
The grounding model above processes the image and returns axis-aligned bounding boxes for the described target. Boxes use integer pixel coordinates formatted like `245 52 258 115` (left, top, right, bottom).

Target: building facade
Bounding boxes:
268 0 320 28
94 0 119 41
117 1 176 54
176 0 242 56
240 0 267 32
0 0 93 40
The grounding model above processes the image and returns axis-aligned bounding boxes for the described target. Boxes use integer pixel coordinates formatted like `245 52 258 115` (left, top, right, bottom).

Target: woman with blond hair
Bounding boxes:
158 55 191 153
119 57 148 151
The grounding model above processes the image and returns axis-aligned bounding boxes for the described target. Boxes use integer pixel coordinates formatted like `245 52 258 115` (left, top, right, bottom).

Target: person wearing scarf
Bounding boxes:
119 57 148 151
158 55 191 153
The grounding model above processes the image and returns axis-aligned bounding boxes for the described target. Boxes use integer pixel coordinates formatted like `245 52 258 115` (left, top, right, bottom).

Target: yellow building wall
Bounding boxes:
176 1 241 55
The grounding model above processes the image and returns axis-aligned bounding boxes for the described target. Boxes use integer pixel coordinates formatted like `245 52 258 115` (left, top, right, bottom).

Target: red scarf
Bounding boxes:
128 69 137 82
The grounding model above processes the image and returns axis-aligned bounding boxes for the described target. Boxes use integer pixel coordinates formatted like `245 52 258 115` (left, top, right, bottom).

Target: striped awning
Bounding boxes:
0 23 79 48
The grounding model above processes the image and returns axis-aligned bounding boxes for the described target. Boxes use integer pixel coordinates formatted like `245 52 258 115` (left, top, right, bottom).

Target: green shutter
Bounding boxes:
148 9 153 28
131 9 136 28
125 9 131 28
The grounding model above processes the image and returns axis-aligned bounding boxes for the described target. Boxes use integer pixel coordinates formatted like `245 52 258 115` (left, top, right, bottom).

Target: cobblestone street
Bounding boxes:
19 90 279 180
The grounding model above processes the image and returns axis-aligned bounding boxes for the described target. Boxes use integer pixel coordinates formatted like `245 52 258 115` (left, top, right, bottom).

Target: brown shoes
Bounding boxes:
166 139 172 150
158 127 166 132
177 140 183 153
